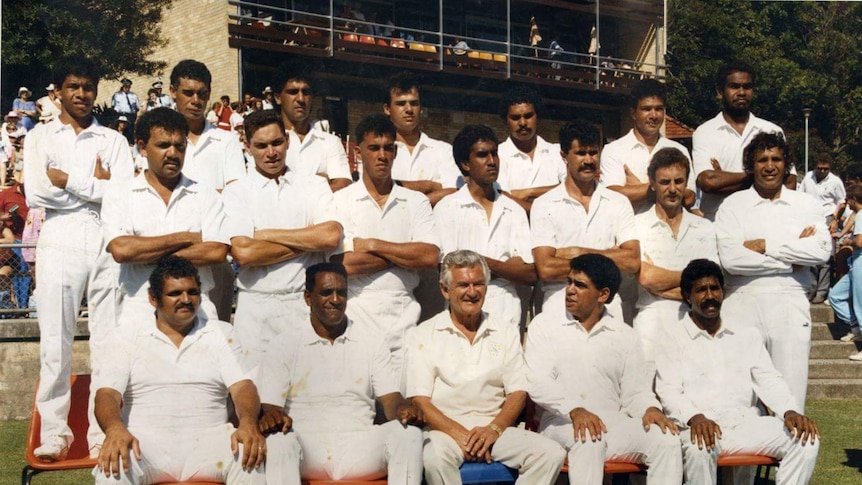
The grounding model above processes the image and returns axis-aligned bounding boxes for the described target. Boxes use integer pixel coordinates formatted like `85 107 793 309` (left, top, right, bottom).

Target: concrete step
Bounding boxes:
810 303 833 324
808 359 862 379
810 340 862 359
807 378 862 399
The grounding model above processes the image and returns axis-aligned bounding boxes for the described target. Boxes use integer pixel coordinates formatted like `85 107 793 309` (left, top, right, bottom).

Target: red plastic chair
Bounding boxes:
302 480 387 484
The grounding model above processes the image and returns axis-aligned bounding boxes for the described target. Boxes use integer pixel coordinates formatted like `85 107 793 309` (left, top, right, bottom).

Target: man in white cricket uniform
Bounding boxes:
715 132 830 411
222 110 342 367
656 259 820 485
407 250 565 484
259 262 424 484
24 56 135 460
433 125 535 329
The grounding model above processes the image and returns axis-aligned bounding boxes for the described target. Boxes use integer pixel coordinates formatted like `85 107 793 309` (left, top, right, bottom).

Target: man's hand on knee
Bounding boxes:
688 414 721 450
569 407 607 443
99 425 141 478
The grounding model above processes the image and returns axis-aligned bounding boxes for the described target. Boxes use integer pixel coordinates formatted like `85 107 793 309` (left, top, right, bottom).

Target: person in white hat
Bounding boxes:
13 87 37 131
36 84 62 121
152 80 175 109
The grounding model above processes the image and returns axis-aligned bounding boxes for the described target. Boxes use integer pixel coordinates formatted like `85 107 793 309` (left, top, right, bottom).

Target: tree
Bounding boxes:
2 0 173 105
666 0 862 174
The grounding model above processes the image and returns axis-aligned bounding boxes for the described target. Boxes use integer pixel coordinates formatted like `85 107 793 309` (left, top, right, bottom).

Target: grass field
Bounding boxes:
2 399 861 484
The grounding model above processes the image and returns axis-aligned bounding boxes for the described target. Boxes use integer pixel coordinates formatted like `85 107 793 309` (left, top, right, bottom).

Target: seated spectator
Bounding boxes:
93 255 265 484
260 262 423 484
13 87 37 130
451 38 470 55
407 250 565 485
656 259 820 484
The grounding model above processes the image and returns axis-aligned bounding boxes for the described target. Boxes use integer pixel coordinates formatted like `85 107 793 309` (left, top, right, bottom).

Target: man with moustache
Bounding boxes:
715 132 830 410
259 262 424 484
433 125 536 329
101 108 230 326
332 114 439 384
525 254 682 484
221 110 342 366
531 120 640 321
655 259 820 485
693 62 794 221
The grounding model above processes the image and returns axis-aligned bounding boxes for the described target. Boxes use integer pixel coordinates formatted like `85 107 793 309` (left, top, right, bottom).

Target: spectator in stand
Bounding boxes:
110 79 140 144
13 87 37 131
141 88 162 114
36 84 62 121
829 184 862 355
216 95 233 131
230 102 246 132
261 87 275 110
529 17 542 58
0 181 30 310
152 81 174 109
206 101 220 126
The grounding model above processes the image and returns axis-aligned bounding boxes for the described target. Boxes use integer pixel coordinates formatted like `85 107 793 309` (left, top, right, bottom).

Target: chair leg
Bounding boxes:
21 465 42 485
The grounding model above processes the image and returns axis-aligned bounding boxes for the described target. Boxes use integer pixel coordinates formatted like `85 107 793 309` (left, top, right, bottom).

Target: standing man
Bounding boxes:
151 81 174 109
715 132 830 410
260 262 423 484
216 95 233 131
799 152 845 303
433 125 536 329
693 62 794 221
169 59 246 321
525 254 682 484
261 87 274 110
332 114 439 383
110 78 140 144
496 87 566 210
600 79 695 214
633 148 718 379
101 107 230 325
656 259 820 485
406 250 565 484
383 72 461 206
94 256 266 485
222 110 342 366
36 84 62 121
24 56 135 460
272 60 352 191
531 120 640 321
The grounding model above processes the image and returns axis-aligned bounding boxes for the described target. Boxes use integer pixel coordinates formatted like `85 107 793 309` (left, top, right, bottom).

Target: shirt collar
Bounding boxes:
433 310 497 339
49 116 106 137
745 185 791 206
132 171 198 194
248 164 295 188
454 184 499 207
351 179 409 203
301 318 356 346
681 313 734 340
499 135 552 158
562 308 616 335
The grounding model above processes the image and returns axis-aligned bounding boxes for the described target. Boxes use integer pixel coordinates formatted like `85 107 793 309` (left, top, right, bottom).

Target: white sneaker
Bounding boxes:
840 328 862 342
34 435 69 462
850 350 862 362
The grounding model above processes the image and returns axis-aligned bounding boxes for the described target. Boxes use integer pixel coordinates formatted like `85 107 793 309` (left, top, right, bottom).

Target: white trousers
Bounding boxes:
265 421 423 484
35 211 118 448
542 416 683 485
233 290 308 369
92 424 265 484
423 427 565 485
722 288 811 412
681 416 819 485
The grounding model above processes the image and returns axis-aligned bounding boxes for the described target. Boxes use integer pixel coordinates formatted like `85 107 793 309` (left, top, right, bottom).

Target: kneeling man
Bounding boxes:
407 249 565 485
655 259 820 484
259 262 424 484
94 255 265 484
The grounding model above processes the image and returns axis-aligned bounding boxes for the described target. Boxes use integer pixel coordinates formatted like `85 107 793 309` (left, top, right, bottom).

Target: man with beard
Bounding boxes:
655 259 820 485
693 62 795 221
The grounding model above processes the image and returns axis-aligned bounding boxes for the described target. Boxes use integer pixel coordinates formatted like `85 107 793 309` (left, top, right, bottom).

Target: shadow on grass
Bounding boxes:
844 449 862 472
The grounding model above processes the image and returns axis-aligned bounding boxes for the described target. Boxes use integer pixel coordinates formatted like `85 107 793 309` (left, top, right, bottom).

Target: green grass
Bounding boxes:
2 399 860 484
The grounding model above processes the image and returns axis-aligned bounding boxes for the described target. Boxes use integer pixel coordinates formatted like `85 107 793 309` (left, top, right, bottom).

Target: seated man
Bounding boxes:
93 255 265 484
656 259 820 484
260 262 423 484
407 249 565 485
525 254 682 485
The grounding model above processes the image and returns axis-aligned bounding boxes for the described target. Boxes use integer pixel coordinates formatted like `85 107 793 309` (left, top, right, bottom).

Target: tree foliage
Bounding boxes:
666 0 862 172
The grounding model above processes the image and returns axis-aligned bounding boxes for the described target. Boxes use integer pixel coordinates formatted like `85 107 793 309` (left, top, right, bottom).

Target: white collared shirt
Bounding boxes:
182 122 246 191
715 186 830 291
101 174 231 297
406 310 527 429
655 314 799 428
259 319 398 433
392 132 462 189
799 171 846 218
96 316 251 432
496 135 566 191
692 112 789 220
334 181 439 292
24 117 135 211
525 309 660 428
531 182 638 300
286 127 352 181
635 208 718 311
221 168 339 293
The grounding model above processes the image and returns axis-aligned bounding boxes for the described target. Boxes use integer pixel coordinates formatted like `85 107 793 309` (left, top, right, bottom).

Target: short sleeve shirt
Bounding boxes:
182 122 247 191
496 135 566 191
286 128 352 181
392 132 463 189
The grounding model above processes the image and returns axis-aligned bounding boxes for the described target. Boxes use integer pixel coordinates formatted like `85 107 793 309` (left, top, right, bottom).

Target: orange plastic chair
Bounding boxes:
359 35 375 45
342 33 359 43
375 38 389 47
390 39 406 49
302 480 387 484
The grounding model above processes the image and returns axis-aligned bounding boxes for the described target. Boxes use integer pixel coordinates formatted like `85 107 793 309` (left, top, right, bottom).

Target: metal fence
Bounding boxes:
1 242 38 319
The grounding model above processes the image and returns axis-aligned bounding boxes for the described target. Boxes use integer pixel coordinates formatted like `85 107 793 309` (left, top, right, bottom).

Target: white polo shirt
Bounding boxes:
634 208 718 311
221 168 339 294
799 171 846 218
334 181 438 292
406 310 527 429
496 135 566 191
692 112 787 220
525 309 660 428
96 316 251 432
531 182 638 303
101 174 231 298
182 122 247 191
259 319 398 434
655 315 798 428
286 127 352 181
393 132 462 189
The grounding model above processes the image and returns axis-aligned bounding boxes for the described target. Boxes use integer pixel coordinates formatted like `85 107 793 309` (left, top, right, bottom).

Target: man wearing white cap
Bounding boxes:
152 81 174 109
13 87 37 131
262 87 274 110
36 84 62 121
111 78 140 143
